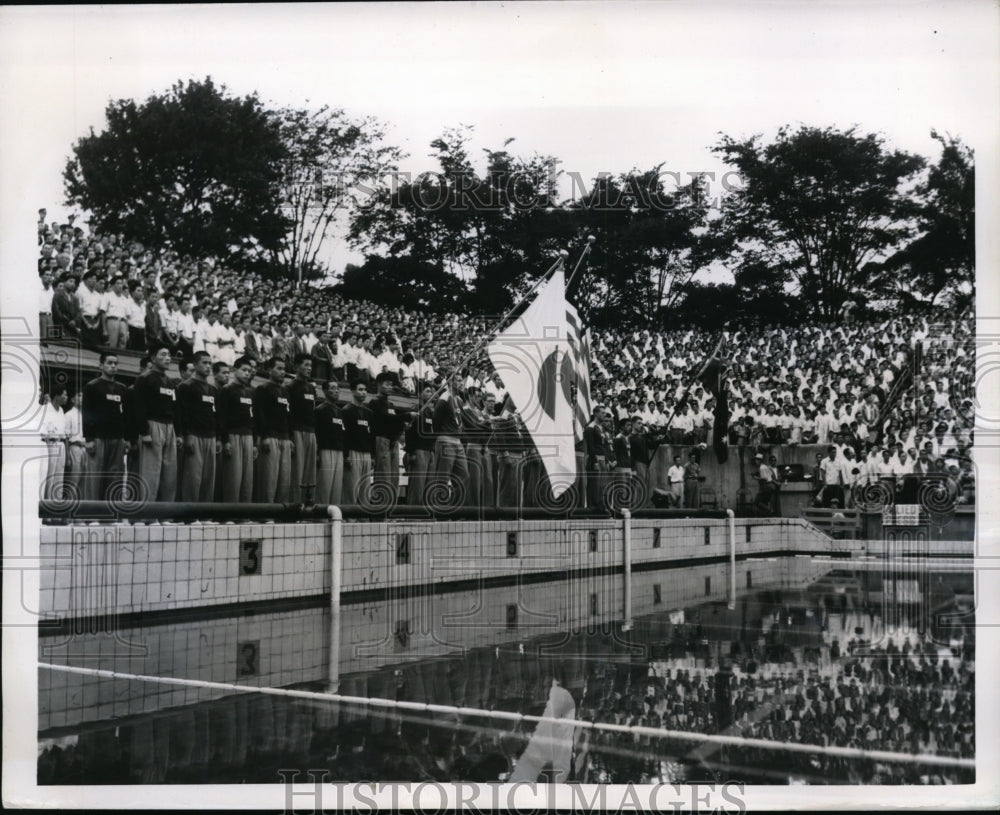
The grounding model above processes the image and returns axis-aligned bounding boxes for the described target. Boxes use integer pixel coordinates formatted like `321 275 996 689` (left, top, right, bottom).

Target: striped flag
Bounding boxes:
565 305 592 442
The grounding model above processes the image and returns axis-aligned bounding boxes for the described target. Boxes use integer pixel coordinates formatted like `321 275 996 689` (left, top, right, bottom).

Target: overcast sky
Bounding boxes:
2 1 998 282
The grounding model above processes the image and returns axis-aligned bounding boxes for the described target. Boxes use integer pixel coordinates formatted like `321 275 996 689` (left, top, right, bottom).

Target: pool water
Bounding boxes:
38 559 975 785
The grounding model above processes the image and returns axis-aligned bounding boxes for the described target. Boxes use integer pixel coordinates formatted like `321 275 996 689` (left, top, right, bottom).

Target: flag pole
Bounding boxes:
422 252 569 404
661 333 726 432
566 235 596 292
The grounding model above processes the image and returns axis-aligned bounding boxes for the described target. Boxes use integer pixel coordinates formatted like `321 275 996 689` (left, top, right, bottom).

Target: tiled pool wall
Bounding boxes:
38 517 971 622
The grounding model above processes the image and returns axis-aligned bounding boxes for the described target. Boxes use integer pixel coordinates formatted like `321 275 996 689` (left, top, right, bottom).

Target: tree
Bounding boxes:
64 78 290 268
865 131 974 313
712 125 925 319
348 127 569 313
272 105 403 285
337 257 467 310
567 168 709 329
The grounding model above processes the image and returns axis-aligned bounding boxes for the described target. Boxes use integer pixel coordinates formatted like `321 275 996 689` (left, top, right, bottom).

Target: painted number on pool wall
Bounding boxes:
237 640 259 676
239 539 262 575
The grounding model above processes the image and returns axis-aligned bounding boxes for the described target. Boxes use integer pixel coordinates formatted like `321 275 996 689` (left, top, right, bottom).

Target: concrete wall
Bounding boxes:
649 443 831 512
38 515 971 623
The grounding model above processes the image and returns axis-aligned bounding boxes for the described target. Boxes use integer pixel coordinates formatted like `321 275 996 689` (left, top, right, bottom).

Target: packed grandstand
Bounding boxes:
36 210 976 513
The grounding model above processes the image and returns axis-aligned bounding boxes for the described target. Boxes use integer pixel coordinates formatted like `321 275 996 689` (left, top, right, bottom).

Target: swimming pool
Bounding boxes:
38 551 974 786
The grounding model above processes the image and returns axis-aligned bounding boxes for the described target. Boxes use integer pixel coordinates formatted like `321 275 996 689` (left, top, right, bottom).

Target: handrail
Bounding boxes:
727 508 736 610
328 505 343 693
39 500 733 523
621 508 632 631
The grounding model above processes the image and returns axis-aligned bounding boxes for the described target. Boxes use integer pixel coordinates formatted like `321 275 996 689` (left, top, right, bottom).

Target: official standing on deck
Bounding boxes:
176 351 219 502
341 380 375 504
133 344 180 502
254 357 293 503
82 351 128 501
218 356 256 503
314 379 346 506
288 353 318 504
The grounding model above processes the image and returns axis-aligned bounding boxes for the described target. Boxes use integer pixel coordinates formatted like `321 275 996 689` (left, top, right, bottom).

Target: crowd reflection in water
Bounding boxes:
39 579 973 786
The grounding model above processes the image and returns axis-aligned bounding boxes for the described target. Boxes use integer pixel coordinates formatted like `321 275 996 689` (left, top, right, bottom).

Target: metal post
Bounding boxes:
727 509 736 610
622 508 632 631
328 505 343 693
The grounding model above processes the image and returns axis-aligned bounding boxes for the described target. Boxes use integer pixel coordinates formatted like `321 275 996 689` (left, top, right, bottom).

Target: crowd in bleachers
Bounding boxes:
37 210 976 512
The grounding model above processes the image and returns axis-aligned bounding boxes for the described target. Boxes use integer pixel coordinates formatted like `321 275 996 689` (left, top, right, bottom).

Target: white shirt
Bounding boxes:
192 318 211 353
840 457 863 485
203 321 222 356
371 349 395 374
667 464 685 484
77 283 102 318
40 404 67 440
176 311 197 341
64 406 85 444
104 291 131 320
161 306 179 336
819 457 842 486
39 285 53 314
126 296 146 328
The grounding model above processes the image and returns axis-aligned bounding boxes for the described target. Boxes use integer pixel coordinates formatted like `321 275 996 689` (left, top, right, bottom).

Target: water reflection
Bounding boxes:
38 562 974 785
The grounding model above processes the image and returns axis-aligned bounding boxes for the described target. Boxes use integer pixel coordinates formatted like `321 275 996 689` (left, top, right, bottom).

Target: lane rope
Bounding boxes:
38 662 974 770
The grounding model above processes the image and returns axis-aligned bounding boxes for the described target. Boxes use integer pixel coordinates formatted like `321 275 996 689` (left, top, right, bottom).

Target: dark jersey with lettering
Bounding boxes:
253 381 291 440
315 401 346 451
288 378 317 432
341 401 375 454
176 379 218 438
82 376 127 440
218 381 254 443
132 369 177 435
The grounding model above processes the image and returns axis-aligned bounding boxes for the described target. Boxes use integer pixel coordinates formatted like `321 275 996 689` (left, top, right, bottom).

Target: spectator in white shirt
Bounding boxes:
176 297 197 359
666 454 685 507
233 317 247 359
40 387 69 500
103 276 131 349
63 390 87 497
160 295 181 352
216 311 237 365
77 270 103 346
202 310 222 361
125 283 147 351
817 446 845 508
303 327 318 355
39 270 55 339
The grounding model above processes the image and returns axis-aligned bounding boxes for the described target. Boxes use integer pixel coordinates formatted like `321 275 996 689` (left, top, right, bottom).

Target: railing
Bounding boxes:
38 499 731 523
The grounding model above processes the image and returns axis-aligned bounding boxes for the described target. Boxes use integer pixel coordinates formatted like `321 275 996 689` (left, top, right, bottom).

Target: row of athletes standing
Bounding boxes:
81 345 410 506
79 345 525 508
